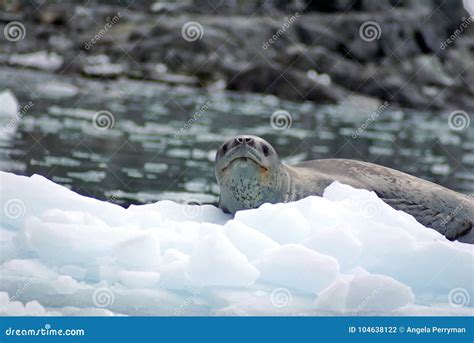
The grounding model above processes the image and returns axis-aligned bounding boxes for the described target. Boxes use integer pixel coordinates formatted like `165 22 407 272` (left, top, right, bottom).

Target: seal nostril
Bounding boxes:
235 136 254 145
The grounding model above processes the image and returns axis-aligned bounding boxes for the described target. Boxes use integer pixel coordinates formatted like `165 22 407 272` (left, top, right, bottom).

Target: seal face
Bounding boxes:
215 135 474 244
215 135 287 214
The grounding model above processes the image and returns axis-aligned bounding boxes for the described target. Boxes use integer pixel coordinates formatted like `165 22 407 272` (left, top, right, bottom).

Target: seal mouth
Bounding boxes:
221 156 267 173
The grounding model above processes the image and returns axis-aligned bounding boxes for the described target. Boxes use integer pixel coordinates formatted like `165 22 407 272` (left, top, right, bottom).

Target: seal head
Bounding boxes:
215 135 287 213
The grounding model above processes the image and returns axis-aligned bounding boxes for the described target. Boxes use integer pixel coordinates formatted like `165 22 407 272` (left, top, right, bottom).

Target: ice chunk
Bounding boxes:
0 229 18 263
159 260 191 290
346 274 415 314
225 220 279 260
162 249 190 264
253 244 340 293
82 55 123 77
0 172 472 316
0 90 19 117
9 51 63 71
22 213 130 265
187 228 260 287
59 265 87 280
323 182 440 241
315 272 415 314
304 226 362 269
0 292 53 316
1 259 58 280
314 275 353 313
387 241 474 293
127 200 229 225
51 275 83 294
0 172 127 230
235 204 311 243
40 81 79 98
117 270 160 289
114 234 161 270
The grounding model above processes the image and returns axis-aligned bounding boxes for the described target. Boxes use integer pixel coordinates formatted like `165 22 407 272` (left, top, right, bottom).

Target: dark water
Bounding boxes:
1 68 473 206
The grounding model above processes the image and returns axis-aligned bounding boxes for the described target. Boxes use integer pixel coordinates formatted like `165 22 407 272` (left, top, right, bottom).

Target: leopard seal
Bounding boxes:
215 135 474 244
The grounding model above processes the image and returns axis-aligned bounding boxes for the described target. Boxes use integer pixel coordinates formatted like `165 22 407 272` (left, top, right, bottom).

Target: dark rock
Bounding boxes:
295 19 343 51
227 63 348 103
278 45 367 91
360 69 442 109
0 0 472 110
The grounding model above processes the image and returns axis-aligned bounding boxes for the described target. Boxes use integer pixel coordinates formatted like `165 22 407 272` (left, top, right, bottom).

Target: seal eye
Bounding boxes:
262 144 270 156
222 144 228 154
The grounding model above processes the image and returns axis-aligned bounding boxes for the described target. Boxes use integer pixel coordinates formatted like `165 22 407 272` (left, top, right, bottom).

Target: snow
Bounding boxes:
0 171 473 316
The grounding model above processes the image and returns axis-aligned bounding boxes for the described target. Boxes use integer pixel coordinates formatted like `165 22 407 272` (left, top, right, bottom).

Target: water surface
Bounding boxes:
1 68 473 206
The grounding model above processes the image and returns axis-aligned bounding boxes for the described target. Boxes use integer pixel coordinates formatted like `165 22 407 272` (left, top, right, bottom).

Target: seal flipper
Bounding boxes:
379 197 473 241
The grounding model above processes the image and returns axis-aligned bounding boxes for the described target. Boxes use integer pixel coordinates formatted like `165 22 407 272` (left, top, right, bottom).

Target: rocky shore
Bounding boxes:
1 0 473 111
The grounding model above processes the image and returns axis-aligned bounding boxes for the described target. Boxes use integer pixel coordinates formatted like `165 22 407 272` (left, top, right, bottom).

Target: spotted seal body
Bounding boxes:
215 135 474 244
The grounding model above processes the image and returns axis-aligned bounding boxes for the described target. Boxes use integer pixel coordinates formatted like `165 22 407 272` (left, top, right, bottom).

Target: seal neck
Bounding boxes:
219 162 289 214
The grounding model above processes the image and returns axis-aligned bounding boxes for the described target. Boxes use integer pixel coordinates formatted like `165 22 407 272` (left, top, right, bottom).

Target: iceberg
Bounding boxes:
0 90 20 139
0 90 19 118
8 51 63 71
0 171 472 316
